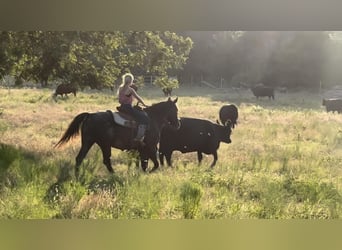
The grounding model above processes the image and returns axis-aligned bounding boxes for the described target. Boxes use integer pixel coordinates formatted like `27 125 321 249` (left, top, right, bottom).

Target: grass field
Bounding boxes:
1 85 342 219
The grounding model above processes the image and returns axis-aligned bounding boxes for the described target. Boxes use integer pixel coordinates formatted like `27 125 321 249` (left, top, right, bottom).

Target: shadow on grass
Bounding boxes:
0 143 40 177
44 159 125 205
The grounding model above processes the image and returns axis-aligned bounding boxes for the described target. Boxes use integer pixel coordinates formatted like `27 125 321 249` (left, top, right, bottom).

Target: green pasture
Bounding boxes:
1 86 342 218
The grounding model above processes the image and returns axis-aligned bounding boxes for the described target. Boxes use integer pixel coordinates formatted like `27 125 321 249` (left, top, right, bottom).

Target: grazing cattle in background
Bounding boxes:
162 87 173 96
278 86 288 93
251 86 275 100
322 98 342 113
219 104 238 129
159 117 232 168
54 84 77 98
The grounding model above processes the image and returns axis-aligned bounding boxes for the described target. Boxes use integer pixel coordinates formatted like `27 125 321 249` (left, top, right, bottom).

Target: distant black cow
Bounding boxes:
53 84 77 98
251 86 274 100
162 87 173 96
219 104 238 128
159 117 232 168
322 98 342 113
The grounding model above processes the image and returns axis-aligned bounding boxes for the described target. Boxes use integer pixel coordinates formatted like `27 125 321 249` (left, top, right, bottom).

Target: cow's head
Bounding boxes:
214 123 232 144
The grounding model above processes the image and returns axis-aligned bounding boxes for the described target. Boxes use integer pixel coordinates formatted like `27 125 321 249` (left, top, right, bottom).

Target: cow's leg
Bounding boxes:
197 151 203 164
210 151 218 168
75 141 94 178
165 151 173 167
98 143 114 173
159 152 165 166
160 150 173 167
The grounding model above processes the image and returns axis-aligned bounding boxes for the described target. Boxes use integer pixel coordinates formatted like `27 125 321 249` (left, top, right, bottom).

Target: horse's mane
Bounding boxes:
144 100 171 116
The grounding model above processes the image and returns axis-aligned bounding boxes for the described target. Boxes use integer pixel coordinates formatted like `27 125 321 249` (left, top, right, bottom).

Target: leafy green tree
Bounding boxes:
180 31 237 86
0 32 13 80
0 31 31 85
124 31 193 75
154 76 179 96
60 31 124 89
114 31 192 93
1 31 193 91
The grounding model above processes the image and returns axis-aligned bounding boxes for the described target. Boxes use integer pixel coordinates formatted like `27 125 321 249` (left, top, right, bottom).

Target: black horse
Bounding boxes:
55 97 180 175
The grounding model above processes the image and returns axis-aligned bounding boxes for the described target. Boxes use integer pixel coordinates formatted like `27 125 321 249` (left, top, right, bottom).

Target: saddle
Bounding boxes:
107 107 137 128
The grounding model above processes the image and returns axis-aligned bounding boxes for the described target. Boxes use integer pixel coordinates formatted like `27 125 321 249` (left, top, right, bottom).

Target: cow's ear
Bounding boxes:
173 97 178 103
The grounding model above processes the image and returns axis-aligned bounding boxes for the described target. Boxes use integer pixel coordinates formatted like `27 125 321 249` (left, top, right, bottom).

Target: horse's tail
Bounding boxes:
55 112 89 148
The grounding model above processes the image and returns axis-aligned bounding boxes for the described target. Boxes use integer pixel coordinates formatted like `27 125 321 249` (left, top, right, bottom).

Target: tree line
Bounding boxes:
182 31 342 90
1 31 341 91
0 31 193 90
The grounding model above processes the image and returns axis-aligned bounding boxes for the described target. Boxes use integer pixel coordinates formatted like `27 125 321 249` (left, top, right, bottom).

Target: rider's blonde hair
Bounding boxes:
117 73 134 95
121 73 134 86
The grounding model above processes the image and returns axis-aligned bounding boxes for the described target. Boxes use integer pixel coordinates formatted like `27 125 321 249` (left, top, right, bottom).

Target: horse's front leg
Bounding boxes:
149 153 160 173
140 156 149 172
139 146 159 173
148 147 160 173
139 148 149 172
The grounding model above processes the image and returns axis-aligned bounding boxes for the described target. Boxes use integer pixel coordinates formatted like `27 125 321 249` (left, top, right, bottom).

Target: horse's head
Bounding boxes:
165 97 181 129
144 97 181 130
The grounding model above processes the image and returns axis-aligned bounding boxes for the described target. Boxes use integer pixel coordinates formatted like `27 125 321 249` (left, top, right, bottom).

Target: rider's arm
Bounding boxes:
130 88 147 107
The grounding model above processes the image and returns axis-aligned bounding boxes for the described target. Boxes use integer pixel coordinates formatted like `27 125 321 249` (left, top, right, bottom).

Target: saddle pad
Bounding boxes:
112 112 137 128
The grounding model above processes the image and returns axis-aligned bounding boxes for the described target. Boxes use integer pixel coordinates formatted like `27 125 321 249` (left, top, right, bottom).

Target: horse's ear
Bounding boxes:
173 97 178 103
168 97 171 102
216 119 220 125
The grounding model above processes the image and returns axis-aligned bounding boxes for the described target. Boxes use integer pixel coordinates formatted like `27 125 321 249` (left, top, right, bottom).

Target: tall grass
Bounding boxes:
1 86 342 218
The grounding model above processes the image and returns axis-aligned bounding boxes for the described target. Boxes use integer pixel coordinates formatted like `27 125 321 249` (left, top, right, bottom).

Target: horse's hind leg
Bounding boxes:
75 141 94 177
98 143 114 173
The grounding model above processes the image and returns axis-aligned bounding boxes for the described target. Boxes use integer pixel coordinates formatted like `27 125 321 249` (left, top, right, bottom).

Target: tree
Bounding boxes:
1 31 193 91
60 31 123 89
0 32 13 80
228 31 330 89
180 31 237 86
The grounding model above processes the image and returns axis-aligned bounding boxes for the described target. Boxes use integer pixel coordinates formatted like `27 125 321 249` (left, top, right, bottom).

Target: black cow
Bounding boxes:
162 87 173 96
54 84 77 98
219 104 238 128
159 117 232 168
251 86 274 100
322 98 342 113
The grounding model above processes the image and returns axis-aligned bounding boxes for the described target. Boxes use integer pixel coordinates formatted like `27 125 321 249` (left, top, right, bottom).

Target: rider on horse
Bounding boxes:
117 73 149 145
